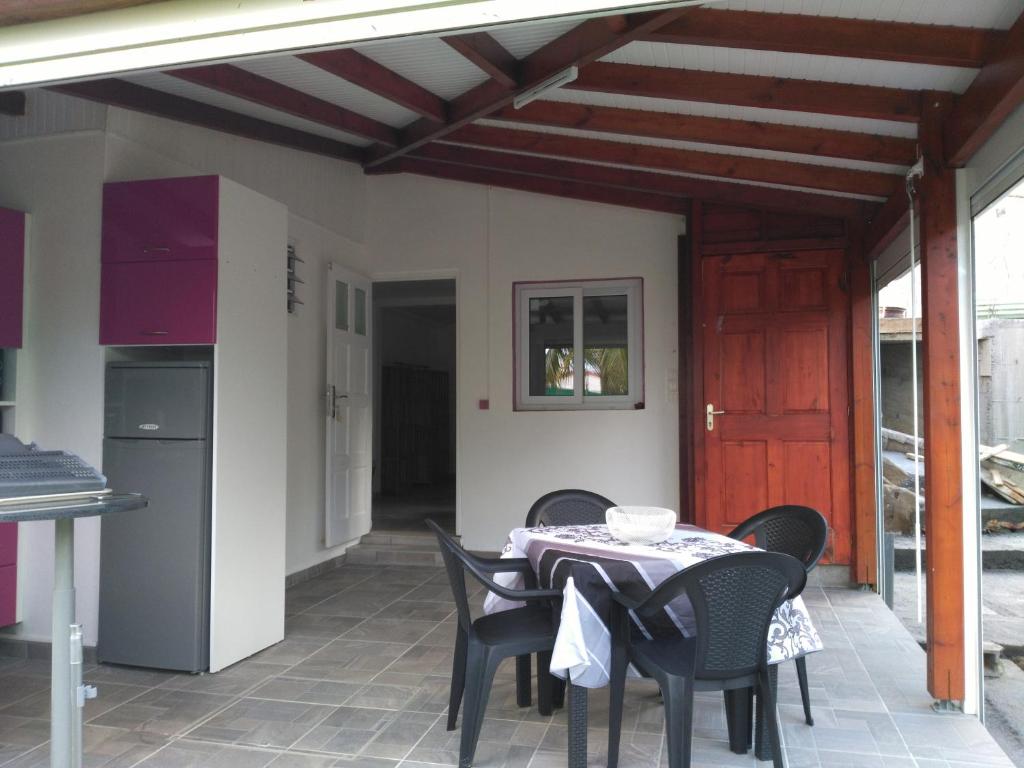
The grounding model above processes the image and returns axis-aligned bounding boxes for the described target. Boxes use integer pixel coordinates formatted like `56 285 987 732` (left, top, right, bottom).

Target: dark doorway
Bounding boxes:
372 279 456 532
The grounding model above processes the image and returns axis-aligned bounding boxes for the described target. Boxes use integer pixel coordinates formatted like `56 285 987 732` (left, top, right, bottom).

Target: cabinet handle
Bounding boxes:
141 330 169 336
143 246 171 254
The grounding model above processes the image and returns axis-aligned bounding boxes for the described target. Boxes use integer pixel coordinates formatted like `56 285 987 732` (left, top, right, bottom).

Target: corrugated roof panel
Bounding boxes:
236 56 419 128
603 41 978 93
485 17 580 58
546 89 919 138
715 0 1024 28
476 117 909 175
124 72 372 147
358 36 489 100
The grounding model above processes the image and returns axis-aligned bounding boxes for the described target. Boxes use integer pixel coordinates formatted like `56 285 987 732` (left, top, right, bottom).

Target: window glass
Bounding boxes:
528 296 575 396
583 294 629 396
334 281 348 331
354 287 367 335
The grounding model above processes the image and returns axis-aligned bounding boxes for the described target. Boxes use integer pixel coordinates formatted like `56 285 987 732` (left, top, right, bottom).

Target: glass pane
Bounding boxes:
334 281 348 330
528 295 574 396
583 294 629 396
354 287 367 335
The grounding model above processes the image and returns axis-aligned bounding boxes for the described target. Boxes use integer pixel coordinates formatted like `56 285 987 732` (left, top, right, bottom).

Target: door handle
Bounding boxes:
706 403 725 431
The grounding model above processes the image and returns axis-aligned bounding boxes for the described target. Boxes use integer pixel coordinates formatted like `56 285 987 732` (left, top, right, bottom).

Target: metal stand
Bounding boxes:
51 518 74 768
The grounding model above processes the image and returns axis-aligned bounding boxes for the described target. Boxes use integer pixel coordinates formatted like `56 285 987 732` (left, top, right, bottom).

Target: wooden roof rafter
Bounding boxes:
442 33 519 88
362 7 697 168
643 9 1002 69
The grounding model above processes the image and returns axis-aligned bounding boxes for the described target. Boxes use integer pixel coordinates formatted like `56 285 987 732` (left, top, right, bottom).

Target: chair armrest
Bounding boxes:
466 556 534 575
611 591 642 611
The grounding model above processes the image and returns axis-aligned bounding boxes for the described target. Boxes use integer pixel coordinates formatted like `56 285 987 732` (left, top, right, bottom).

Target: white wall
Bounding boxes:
366 174 682 550
0 130 108 644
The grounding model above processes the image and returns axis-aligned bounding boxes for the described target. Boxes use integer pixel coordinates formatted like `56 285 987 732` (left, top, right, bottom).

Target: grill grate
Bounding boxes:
0 451 107 497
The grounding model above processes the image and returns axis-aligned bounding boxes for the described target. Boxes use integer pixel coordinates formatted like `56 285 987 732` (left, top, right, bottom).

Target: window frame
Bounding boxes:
514 278 644 411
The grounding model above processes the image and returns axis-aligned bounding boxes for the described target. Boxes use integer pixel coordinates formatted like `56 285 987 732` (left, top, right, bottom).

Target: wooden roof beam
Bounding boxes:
644 9 1002 69
442 33 519 88
571 62 928 123
393 157 688 215
169 63 399 146
50 79 362 162
945 10 1024 166
493 101 917 165
381 141 872 220
298 49 447 124
448 123 901 198
363 7 695 168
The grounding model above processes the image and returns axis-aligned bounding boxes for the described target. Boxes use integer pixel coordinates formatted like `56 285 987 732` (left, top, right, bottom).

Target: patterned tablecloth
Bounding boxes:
484 523 823 689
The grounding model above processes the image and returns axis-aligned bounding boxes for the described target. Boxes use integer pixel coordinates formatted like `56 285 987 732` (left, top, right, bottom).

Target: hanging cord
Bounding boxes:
905 158 924 623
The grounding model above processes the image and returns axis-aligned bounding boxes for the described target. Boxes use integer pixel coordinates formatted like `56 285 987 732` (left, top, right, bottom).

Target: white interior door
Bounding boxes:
325 261 373 547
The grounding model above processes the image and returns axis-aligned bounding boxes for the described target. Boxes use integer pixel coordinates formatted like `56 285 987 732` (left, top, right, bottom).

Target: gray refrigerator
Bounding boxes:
98 361 212 672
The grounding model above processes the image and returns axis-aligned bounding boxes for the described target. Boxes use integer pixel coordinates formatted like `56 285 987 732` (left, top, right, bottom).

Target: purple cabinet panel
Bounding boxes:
102 176 219 263
100 260 218 345
0 524 16 628
0 207 26 348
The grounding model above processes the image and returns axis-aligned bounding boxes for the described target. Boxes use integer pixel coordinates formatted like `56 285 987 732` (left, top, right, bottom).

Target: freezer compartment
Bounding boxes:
105 362 210 440
98 437 210 672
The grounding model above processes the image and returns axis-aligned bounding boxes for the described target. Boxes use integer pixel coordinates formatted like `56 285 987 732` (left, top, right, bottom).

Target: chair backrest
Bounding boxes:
425 519 477 632
635 551 806 681
525 488 615 527
728 505 828 573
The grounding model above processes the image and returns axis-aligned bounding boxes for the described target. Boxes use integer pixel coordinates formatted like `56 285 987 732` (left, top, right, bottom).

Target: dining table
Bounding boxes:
484 522 823 768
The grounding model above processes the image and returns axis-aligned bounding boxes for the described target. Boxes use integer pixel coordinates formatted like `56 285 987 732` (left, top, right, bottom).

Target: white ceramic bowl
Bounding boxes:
606 506 677 545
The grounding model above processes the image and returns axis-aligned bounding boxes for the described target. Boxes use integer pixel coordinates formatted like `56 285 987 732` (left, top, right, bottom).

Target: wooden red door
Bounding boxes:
698 249 851 563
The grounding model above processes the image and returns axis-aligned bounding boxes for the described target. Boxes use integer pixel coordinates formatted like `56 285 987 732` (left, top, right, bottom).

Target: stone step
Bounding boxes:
893 534 1024 571
344 528 458 567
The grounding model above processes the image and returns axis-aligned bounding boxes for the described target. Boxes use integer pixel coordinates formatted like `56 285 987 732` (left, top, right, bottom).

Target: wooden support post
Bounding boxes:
849 225 878 587
918 93 965 704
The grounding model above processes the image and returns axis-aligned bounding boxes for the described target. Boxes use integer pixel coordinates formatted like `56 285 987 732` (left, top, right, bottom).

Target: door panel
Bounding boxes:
325 262 372 548
699 249 851 562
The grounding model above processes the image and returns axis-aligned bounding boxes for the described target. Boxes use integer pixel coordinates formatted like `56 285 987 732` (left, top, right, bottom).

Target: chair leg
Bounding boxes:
552 676 566 708
796 656 814 726
537 651 554 716
515 654 532 708
724 688 751 754
459 642 500 768
758 668 785 768
661 675 694 768
607 632 630 768
447 627 468 731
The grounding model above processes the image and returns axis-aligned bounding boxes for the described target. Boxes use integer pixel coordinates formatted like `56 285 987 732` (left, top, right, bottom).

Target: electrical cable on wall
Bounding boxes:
905 156 925 623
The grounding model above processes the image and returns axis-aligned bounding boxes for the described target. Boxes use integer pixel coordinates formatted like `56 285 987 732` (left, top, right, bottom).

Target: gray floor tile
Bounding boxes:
188 698 335 749
132 738 281 768
340 619 439 646
371 602 454 623
283 616 364 641
159 663 290 697
2 725 169 768
247 678 362 707
90 688 235 737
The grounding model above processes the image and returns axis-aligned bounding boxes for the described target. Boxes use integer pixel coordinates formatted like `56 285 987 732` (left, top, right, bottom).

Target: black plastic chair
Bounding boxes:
520 488 615 707
728 505 828 725
607 551 806 768
525 488 615 527
426 519 562 768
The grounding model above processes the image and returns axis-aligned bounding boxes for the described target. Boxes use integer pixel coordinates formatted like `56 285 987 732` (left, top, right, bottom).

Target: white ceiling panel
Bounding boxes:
714 0 1024 28
358 36 489 100
476 117 909 174
235 56 419 128
124 71 372 147
485 17 580 58
547 89 919 138
602 41 978 93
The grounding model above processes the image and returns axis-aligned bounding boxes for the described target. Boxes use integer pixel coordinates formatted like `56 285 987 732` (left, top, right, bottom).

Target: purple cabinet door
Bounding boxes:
102 176 219 263
100 260 218 345
0 523 16 627
0 208 26 348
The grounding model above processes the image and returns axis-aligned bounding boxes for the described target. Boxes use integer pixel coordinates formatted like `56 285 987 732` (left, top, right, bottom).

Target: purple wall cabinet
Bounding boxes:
100 260 218 345
102 176 219 263
0 524 16 627
100 176 220 345
0 207 26 348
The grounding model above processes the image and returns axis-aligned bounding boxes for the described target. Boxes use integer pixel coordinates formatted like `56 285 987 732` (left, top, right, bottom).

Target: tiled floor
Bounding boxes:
0 562 1016 768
